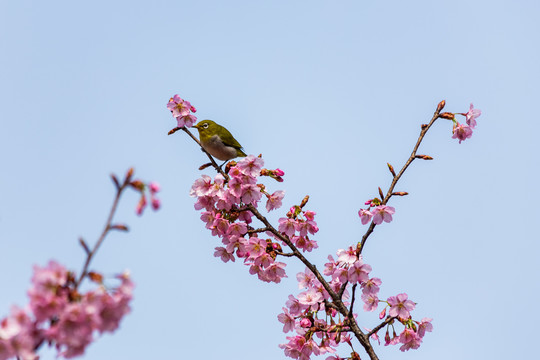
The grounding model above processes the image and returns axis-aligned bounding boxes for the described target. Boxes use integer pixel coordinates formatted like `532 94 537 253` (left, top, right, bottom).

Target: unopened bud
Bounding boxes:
300 195 310 208
110 224 129 232
436 99 446 112
125 168 134 182
415 154 433 160
167 127 181 135
421 124 428 130
387 163 396 177
378 187 384 200
379 307 387 320
392 191 409 196
199 162 212 170
88 272 103 283
439 112 455 120
130 180 145 191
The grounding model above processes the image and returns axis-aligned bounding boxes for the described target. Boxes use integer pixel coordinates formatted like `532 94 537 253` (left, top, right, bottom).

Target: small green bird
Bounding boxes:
193 120 247 163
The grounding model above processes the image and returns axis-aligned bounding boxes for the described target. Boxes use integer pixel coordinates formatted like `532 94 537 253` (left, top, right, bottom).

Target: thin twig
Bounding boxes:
368 316 395 338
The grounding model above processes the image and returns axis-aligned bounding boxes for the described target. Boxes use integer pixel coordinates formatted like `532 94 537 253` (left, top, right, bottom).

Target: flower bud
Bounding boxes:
125 167 135 182
300 195 309 208
88 271 104 284
436 99 446 112
439 112 455 120
391 191 409 196
199 162 212 170
387 163 396 177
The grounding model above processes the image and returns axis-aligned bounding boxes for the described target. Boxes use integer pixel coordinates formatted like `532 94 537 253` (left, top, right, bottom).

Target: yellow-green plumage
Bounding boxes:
193 120 247 161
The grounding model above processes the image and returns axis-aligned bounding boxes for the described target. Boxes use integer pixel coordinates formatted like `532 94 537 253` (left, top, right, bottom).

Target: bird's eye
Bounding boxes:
202 123 209 129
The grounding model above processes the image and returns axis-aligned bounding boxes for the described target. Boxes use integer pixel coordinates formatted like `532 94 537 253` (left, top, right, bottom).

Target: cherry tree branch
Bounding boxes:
357 101 445 254
75 170 133 288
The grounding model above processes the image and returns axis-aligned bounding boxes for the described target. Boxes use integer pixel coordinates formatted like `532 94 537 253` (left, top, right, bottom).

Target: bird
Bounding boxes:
193 120 247 166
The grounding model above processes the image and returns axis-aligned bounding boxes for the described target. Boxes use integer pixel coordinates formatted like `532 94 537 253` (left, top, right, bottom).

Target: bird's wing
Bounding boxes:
219 125 244 150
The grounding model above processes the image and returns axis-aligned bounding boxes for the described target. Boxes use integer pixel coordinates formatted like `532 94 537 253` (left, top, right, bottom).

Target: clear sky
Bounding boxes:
1 0 539 359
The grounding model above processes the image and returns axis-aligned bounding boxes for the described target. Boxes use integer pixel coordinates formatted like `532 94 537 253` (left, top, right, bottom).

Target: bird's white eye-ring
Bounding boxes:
202 123 209 129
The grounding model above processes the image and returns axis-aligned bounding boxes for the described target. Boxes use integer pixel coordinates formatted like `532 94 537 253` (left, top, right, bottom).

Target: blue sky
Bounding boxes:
1 0 539 359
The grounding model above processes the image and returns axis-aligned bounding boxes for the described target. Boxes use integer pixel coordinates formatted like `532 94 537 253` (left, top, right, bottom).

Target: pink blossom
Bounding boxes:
254 253 274 269
278 218 297 237
293 236 318 252
211 217 229 237
0 307 37 360
193 195 214 211
190 175 213 197
372 205 395 225
465 103 481 128
92 272 133 334
361 293 379 312
214 247 235 263
323 256 338 276
399 328 422 351
245 237 267 259
347 261 372 284
358 209 373 225
361 277 382 296
452 122 473 143
167 95 191 117
332 268 348 283
226 222 248 236
223 235 247 255
417 318 433 338
387 293 415 320
336 247 357 265
277 308 296 333
237 210 253 224
303 210 315 221
258 262 287 283
299 318 311 328
296 270 315 289
240 183 262 205
285 295 303 317
176 114 197 128
236 155 264 177
266 190 285 212
28 261 69 322
297 289 323 307
279 335 305 360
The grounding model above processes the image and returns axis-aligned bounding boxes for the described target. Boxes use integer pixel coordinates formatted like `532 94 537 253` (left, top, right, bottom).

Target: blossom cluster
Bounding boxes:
450 103 482 144
277 249 378 360
167 94 197 128
190 155 309 283
0 261 133 359
278 248 432 359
